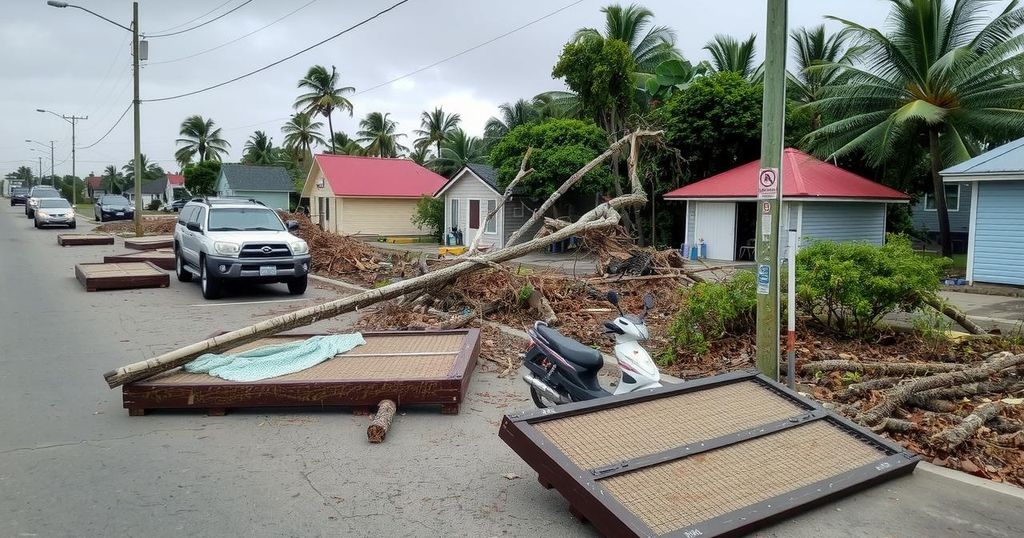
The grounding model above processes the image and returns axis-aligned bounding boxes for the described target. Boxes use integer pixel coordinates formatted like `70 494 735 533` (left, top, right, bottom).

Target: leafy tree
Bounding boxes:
242 131 277 165
641 58 707 104
357 112 408 157
406 145 432 166
8 166 34 186
703 34 761 81
432 128 485 177
414 107 461 158
553 37 636 141
182 160 222 196
489 118 613 199
327 132 364 155
573 3 680 74
788 25 862 129
175 115 230 167
410 195 445 240
655 71 763 181
122 154 165 184
102 164 123 194
294 65 354 153
803 0 1024 256
281 112 326 167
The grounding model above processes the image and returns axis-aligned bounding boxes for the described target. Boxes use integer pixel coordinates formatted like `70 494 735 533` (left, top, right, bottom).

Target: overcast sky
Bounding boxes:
0 0 1009 177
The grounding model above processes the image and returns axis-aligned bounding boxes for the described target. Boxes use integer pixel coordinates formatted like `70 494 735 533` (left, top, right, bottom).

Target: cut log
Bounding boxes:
526 288 557 325
367 400 397 443
800 360 967 376
857 353 1024 426
103 130 662 388
871 418 918 433
930 402 1004 449
907 379 1024 408
918 293 987 336
839 376 903 399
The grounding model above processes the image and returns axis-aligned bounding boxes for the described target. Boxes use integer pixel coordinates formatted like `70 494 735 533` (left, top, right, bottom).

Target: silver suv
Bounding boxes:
173 198 311 299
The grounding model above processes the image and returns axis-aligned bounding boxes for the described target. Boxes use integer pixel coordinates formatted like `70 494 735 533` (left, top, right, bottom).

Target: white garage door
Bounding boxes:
694 202 737 260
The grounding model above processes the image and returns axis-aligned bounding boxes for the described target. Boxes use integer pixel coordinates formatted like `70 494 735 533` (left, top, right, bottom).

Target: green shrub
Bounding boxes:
796 235 947 337
666 271 756 357
147 198 163 211
410 195 444 241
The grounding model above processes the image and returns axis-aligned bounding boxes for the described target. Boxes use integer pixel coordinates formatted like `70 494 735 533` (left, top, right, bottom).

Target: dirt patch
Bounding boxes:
95 217 176 236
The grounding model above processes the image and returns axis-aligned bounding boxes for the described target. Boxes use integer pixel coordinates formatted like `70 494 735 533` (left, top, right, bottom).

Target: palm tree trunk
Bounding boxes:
327 114 336 154
928 127 953 257
436 140 441 162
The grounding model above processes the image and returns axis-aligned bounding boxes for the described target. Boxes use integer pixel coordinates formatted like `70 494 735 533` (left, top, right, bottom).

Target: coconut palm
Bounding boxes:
431 128 485 177
281 112 327 160
573 3 680 73
484 99 539 142
789 26 863 128
294 64 355 154
356 112 408 158
242 131 276 165
328 132 364 155
102 164 123 194
413 107 461 158
803 0 1024 256
406 145 432 166
704 34 761 80
122 154 164 184
174 115 231 167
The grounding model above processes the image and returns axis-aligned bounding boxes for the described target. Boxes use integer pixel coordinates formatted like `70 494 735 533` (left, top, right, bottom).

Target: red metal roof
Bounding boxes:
663 148 909 201
166 174 184 186
315 154 447 198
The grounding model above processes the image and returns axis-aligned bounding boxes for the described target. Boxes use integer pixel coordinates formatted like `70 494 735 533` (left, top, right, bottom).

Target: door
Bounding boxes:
467 199 481 246
693 202 737 260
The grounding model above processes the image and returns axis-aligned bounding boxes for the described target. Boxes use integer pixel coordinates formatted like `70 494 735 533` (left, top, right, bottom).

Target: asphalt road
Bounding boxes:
1 204 1022 538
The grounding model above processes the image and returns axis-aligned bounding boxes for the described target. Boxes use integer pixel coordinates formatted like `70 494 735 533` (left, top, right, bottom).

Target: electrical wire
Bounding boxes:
77 103 132 150
148 0 320 66
145 0 254 38
142 0 411 103
147 0 235 34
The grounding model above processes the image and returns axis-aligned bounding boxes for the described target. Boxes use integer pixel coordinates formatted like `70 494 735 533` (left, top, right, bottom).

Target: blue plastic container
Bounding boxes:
700 243 707 259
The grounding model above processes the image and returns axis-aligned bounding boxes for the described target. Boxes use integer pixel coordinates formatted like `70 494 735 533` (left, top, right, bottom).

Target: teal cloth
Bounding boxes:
184 334 365 382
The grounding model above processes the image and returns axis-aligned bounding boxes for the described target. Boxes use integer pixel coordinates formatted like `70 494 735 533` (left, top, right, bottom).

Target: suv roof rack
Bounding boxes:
186 196 267 206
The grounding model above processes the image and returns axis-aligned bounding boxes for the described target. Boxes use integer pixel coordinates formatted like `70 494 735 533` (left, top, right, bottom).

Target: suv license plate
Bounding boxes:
259 266 277 276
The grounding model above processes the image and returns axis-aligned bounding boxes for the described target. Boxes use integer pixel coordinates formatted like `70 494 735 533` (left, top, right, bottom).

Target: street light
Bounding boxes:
26 139 55 187
47 0 143 236
37 110 85 207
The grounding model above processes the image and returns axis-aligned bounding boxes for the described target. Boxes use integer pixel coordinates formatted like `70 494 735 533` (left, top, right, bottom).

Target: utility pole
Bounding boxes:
50 140 55 190
38 156 43 186
35 111 86 204
131 1 143 237
754 0 788 381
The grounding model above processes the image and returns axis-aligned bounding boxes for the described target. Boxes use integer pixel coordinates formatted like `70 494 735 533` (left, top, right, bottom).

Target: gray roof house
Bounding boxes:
215 164 294 210
941 137 1024 286
434 163 540 249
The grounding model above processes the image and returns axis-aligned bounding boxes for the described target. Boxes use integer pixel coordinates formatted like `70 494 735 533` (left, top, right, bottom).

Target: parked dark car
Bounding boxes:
25 186 62 218
94 194 134 222
10 187 30 206
169 198 188 212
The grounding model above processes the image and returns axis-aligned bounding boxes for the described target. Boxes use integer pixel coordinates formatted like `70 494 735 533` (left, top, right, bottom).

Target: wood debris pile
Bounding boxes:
95 217 176 236
556 223 689 279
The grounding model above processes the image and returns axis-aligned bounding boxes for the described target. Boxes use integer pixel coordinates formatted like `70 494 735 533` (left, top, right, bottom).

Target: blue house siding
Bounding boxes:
909 184 971 252
801 202 886 246
972 181 1024 286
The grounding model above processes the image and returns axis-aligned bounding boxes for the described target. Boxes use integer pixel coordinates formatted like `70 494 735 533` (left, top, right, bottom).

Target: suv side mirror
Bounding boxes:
286 219 300 231
186 222 202 233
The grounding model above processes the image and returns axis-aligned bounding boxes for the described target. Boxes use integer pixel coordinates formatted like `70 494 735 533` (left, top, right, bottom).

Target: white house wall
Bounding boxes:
442 170 502 248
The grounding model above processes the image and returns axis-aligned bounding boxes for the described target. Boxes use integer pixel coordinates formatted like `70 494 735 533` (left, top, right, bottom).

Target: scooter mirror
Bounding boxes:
606 290 620 306
643 293 655 310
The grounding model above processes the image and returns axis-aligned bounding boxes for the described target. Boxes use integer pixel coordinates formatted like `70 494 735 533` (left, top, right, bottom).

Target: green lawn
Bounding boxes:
916 251 968 274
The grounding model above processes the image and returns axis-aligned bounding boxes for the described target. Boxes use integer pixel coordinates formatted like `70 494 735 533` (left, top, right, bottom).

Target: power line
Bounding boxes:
355 0 586 96
77 103 132 150
149 0 320 66
145 0 254 38
142 0 412 103
147 0 235 34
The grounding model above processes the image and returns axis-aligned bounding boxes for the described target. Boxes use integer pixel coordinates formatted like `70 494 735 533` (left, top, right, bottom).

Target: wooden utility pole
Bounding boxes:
754 0 788 380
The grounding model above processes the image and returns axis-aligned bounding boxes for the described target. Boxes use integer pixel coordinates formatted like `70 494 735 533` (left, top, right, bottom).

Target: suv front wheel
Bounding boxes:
287 275 308 295
200 257 222 299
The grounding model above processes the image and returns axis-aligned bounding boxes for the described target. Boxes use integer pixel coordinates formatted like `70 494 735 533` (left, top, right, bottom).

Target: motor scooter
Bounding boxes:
521 291 661 407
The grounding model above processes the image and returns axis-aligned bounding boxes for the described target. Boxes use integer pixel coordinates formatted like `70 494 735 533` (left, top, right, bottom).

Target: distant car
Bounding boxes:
165 198 188 212
94 194 134 222
34 198 76 229
25 186 62 218
10 187 30 206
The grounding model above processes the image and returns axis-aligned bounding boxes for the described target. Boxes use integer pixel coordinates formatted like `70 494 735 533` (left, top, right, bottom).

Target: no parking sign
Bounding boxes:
758 168 778 200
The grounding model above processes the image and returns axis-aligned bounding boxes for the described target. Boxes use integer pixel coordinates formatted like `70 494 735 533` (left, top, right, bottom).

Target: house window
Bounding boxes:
512 204 523 218
485 199 497 234
924 185 960 212
450 198 459 230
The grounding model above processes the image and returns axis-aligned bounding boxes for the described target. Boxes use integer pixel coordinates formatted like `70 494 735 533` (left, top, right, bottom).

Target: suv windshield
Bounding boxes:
207 208 285 232
39 199 71 208
30 189 59 197
101 196 130 205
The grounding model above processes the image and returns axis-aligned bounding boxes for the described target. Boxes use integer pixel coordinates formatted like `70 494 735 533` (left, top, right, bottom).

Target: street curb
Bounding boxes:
915 461 1024 500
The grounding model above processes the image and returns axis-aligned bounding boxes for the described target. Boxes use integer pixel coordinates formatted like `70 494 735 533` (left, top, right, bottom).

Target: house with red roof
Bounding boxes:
301 154 447 237
663 148 909 261
84 173 105 199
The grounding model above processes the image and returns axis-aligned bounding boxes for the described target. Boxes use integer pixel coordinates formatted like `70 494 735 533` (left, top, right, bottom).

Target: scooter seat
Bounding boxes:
536 324 603 370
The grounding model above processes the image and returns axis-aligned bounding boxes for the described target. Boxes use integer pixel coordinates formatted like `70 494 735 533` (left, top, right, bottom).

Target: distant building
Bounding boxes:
215 164 293 210
434 163 541 249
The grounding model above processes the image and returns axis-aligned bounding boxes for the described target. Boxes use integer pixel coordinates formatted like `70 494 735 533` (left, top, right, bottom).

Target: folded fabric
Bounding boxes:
184 334 366 382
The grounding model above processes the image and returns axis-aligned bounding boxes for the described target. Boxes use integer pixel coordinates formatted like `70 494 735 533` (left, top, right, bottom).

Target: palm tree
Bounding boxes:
328 132 364 155
281 112 327 163
704 34 760 80
406 145 432 166
573 3 680 73
242 131 276 165
294 65 355 154
174 115 231 167
356 112 408 158
122 154 164 184
102 164 123 193
789 26 862 129
803 0 1024 257
484 99 539 142
413 107 461 158
432 128 484 177
532 91 583 119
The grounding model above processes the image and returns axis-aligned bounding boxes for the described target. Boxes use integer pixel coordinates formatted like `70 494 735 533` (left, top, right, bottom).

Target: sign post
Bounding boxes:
754 0 788 380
